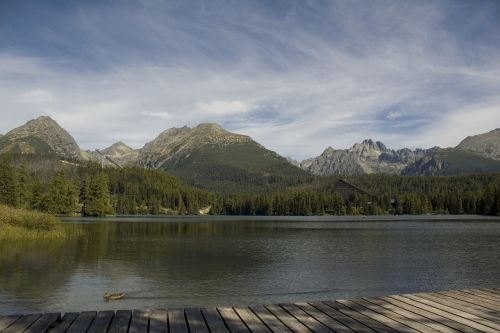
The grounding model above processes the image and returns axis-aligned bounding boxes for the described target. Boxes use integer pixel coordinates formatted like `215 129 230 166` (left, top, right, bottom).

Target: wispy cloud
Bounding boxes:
195 100 254 116
141 111 172 119
0 0 499 159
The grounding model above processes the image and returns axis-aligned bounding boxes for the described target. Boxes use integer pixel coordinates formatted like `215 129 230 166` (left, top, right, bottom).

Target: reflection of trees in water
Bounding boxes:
0 227 82 298
0 221 280 301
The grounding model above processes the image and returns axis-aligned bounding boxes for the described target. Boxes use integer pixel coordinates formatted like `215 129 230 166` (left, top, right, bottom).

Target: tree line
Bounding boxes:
0 155 499 216
0 155 214 216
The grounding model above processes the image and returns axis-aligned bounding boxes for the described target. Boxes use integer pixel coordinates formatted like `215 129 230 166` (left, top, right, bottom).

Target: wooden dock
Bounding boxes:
1 288 500 332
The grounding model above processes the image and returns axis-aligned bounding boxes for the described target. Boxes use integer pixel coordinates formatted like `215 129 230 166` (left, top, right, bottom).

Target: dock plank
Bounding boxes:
2 314 41 333
201 308 229 333
366 297 461 333
249 305 292 333
482 289 500 297
87 311 115 333
67 311 97 333
325 301 399 333
0 315 21 331
353 298 441 333
336 299 420 333
168 309 188 333
184 308 209 333
107 310 131 333
217 307 250 333
295 302 356 333
148 310 167 333
471 289 500 300
459 290 500 307
129 310 149 333
47 312 79 333
264 304 312 333
406 293 500 331
308 301 377 333
438 291 500 312
26 313 61 333
233 307 270 333
394 294 499 333
424 292 500 322
384 295 483 333
280 303 334 333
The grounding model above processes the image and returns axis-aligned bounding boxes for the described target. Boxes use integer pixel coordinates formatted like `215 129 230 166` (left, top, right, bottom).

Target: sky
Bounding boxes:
1 0 500 160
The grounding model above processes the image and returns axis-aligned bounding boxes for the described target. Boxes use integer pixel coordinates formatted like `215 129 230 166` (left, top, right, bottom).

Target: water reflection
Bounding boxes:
1 219 500 314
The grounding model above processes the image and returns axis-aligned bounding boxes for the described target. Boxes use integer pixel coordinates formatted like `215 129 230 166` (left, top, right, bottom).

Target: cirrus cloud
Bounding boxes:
0 0 499 159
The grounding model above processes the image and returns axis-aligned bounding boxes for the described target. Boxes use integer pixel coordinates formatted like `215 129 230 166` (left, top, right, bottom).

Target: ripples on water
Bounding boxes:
1 217 500 314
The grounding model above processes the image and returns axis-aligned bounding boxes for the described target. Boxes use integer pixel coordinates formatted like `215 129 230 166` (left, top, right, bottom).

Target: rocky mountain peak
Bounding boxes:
195 122 225 132
349 139 389 161
321 147 336 156
300 138 431 175
137 123 255 169
457 128 500 160
97 141 139 166
0 115 81 159
102 141 135 154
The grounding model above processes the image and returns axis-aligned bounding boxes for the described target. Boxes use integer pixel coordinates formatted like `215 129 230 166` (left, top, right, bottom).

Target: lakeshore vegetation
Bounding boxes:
0 204 71 239
0 154 499 222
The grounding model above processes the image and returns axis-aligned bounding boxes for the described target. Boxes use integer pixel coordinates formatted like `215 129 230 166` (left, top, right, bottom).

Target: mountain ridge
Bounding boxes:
300 139 431 175
1 116 499 183
456 128 500 160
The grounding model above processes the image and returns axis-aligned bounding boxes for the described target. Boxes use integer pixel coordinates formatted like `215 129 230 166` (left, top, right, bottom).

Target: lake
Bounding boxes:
1 216 500 315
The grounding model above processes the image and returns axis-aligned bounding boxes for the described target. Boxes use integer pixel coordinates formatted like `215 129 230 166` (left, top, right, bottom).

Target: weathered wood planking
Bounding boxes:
184 308 209 333
148 310 167 333
2 288 500 332
2 314 41 333
25 313 61 333
249 305 292 333
47 312 79 333
87 311 114 333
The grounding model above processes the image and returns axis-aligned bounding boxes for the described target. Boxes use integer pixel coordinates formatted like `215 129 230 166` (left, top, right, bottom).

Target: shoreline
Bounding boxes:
60 214 500 223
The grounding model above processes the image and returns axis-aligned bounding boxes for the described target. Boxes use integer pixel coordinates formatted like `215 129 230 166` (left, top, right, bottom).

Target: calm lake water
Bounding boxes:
1 216 500 314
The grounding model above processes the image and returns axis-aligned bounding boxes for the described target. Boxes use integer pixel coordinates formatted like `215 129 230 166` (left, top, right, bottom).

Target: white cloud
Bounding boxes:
18 89 54 104
195 100 254 116
141 111 172 119
0 1 499 159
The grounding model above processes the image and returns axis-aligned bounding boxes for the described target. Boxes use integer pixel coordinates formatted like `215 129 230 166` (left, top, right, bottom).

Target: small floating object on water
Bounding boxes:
103 292 125 301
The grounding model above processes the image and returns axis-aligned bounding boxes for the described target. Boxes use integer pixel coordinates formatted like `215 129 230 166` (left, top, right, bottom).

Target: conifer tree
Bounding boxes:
16 162 30 208
0 155 17 206
82 172 114 216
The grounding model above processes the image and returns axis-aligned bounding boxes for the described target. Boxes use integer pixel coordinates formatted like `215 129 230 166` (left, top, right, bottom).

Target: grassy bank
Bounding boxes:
0 205 80 239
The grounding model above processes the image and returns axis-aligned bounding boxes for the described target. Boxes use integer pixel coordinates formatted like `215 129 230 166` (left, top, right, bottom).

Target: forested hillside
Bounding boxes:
1 154 499 217
214 174 500 216
0 155 214 216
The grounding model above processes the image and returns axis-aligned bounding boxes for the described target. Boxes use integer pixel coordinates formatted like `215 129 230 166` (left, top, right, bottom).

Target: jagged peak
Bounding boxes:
110 141 132 148
360 139 374 145
103 141 135 152
322 146 335 155
1 115 81 159
25 115 60 126
5 115 72 137
34 115 55 121
350 139 389 152
195 122 224 130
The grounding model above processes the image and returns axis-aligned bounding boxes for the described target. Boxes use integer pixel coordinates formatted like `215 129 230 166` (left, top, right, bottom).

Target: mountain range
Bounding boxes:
1 116 500 192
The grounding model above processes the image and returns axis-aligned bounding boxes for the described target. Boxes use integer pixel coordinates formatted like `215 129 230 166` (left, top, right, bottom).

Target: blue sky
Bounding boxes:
1 0 500 159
